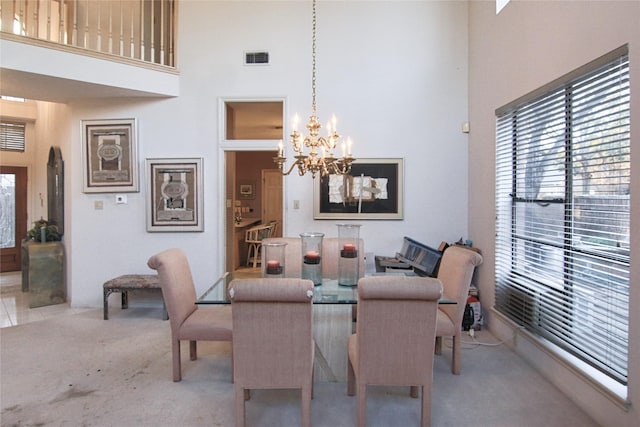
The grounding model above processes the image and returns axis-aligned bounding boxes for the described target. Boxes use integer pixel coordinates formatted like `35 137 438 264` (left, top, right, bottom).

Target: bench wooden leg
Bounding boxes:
103 289 110 320
121 291 128 309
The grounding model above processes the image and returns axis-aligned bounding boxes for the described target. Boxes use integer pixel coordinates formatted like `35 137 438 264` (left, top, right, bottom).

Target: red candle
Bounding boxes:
267 260 280 268
305 250 319 259
343 243 356 252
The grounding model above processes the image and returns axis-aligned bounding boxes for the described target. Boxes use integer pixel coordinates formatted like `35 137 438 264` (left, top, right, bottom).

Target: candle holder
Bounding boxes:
262 242 287 278
300 232 324 286
337 223 361 286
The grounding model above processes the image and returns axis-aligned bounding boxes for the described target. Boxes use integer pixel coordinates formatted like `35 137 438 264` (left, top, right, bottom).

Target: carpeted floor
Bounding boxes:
0 306 598 427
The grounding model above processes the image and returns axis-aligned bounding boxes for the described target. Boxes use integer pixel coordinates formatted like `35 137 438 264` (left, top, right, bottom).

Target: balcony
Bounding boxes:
0 0 179 102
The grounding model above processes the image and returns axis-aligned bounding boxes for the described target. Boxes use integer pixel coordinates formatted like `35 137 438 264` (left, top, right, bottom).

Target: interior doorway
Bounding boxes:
221 98 285 273
225 151 283 273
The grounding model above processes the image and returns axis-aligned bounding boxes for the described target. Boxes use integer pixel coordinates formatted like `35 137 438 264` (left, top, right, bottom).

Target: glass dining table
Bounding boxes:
197 271 454 382
196 271 456 305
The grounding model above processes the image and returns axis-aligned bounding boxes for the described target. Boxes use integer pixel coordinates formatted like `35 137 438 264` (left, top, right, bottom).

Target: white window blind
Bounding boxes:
0 122 26 152
495 47 630 385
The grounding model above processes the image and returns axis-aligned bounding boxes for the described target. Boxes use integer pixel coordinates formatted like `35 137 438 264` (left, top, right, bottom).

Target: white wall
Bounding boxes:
56 1 469 307
468 1 639 425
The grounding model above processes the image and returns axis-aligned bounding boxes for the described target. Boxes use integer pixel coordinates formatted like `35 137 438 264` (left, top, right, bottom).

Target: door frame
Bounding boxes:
217 96 287 274
219 147 286 274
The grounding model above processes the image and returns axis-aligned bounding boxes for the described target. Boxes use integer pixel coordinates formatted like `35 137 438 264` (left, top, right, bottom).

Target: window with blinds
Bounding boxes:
0 122 26 152
495 46 630 385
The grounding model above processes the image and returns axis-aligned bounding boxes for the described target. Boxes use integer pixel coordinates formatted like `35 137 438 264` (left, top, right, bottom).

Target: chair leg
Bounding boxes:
347 358 356 396
253 244 261 268
421 384 432 427
452 334 461 374
172 339 182 382
190 340 197 361
246 244 254 267
301 384 312 427
230 345 235 384
234 386 246 427
435 336 443 355
356 384 367 427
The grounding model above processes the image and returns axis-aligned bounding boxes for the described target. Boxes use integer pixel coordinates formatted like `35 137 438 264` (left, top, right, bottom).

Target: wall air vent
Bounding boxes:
244 51 270 65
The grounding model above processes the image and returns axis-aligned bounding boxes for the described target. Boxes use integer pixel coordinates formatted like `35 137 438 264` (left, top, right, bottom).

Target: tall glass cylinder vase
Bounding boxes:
338 224 361 286
262 242 287 278
300 232 324 286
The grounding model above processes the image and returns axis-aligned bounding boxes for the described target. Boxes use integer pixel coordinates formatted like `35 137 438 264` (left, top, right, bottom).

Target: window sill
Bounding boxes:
491 307 630 411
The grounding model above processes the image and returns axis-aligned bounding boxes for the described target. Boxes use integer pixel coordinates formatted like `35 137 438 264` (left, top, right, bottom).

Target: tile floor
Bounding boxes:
0 267 261 328
0 271 89 328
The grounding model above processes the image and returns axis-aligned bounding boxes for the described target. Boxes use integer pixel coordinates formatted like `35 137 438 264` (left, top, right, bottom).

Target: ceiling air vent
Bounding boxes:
244 51 270 65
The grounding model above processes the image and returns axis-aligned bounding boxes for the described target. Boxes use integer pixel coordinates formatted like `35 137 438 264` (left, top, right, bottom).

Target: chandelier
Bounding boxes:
273 0 355 178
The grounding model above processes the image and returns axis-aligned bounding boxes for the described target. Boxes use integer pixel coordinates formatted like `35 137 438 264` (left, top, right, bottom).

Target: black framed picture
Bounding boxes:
313 158 404 220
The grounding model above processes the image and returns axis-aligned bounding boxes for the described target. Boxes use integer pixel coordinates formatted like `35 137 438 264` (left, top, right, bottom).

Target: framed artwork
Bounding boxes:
238 182 255 199
146 158 204 232
313 158 404 220
81 119 139 193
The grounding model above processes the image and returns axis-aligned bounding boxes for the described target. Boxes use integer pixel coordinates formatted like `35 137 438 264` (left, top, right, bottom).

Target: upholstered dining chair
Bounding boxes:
147 248 233 382
229 278 315 427
347 276 442 427
434 245 483 374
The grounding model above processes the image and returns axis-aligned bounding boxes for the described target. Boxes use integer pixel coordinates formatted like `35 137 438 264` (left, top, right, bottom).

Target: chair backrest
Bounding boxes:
268 220 278 237
229 278 314 387
356 276 442 385
436 246 483 327
261 237 365 280
147 248 198 336
245 223 272 243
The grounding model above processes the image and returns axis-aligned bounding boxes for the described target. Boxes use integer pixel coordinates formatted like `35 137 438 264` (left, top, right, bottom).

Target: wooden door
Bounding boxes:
0 166 28 272
261 169 283 237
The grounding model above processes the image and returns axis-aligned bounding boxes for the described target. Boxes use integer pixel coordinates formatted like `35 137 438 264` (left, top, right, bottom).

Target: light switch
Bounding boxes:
94 200 104 210
293 200 300 209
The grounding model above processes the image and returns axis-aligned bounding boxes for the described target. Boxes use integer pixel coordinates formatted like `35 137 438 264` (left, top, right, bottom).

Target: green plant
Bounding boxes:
26 219 61 242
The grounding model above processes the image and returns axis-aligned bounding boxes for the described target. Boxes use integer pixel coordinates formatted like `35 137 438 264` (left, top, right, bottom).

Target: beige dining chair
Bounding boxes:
147 248 233 382
229 278 315 427
434 245 483 374
347 276 442 427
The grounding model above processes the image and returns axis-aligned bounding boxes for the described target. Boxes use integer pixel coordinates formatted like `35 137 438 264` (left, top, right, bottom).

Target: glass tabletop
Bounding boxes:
196 272 359 305
196 271 456 305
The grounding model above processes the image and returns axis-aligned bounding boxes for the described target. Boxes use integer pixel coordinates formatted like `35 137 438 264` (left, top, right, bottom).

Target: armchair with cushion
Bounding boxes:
147 248 233 382
229 278 315 427
434 245 483 374
347 276 442 427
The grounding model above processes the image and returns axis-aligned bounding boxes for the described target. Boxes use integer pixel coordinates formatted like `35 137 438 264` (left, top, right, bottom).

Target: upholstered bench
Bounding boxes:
103 274 168 320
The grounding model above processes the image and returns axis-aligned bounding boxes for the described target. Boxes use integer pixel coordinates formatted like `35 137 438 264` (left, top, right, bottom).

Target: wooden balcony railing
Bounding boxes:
0 0 176 68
